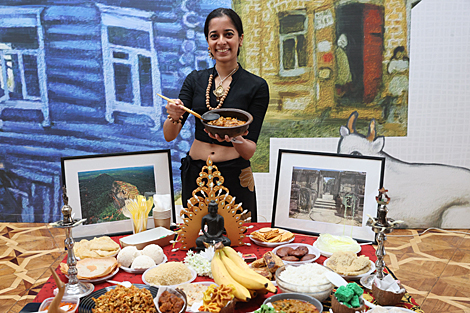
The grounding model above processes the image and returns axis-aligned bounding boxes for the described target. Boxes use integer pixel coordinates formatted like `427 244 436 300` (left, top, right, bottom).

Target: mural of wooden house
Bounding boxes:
0 0 226 222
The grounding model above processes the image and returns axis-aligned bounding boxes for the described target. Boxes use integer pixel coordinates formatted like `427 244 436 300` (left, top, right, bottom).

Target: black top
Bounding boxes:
178 65 269 146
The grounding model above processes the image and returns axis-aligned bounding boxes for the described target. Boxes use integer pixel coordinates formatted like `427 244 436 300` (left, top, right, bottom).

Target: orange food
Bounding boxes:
207 117 246 127
43 302 78 312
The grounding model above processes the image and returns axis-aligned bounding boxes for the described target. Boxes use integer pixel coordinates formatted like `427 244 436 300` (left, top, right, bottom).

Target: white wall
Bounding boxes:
254 0 470 223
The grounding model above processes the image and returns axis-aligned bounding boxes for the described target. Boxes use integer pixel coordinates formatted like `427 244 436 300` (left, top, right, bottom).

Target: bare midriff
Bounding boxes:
189 139 240 162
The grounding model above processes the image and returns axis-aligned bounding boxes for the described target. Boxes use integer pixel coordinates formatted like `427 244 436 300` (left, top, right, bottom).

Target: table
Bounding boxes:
32 223 423 312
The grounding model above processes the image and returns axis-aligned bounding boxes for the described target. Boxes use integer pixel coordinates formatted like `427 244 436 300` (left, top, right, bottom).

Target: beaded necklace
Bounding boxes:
205 65 239 110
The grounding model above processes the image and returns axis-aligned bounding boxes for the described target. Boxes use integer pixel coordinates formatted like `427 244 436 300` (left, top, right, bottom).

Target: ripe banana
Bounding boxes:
222 246 277 294
211 250 251 302
220 252 268 290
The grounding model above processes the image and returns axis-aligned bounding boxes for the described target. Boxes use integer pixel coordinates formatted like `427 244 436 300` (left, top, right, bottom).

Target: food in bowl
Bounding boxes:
207 116 246 127
326 251 371 276
271 299 320 313
274 244 318 262
94 285 156 313
331 283 365 313
251 228 294 243
178 283 210 306
314 234 360 255
39 296 79 313
158 290 186 313
118 244 165 271
202 108 253 138
275 263 334 302
261 293 323 313
144 262 193 286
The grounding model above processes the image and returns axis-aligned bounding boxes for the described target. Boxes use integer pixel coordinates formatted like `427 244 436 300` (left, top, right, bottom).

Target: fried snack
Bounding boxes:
60 257 118 280
328 251 371 276
199 284 234 313
250 258 266 268
158 290 185 313
251 267 273 280
263 251 284 274
92 284 156 313
250 228 294 243
74 236 120 259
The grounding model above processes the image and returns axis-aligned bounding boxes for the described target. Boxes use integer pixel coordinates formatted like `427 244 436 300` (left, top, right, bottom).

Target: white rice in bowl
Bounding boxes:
278 263 332 292
144 262 193 286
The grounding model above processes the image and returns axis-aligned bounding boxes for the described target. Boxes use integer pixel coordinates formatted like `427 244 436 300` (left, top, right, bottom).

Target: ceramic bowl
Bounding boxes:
202 108 253 138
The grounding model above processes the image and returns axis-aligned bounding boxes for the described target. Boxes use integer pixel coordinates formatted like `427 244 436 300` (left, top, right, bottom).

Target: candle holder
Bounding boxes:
50 187 94 297
360 187 402 289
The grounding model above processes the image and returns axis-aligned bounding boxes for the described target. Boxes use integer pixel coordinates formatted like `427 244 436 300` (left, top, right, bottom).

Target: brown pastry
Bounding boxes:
252 267 273 280
289 246 308 257
276 246 294 258
250 258 266 268
263 251 283 274
281 256 300 262
300 254 316 261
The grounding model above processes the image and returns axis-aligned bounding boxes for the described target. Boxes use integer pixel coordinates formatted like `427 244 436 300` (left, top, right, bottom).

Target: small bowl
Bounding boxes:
154 287 187 313
263 292 323 312
331 294 365 313
39 296 80 313
272 243 320 264
202 108 253 138
275 264 334 302
372 282 406 306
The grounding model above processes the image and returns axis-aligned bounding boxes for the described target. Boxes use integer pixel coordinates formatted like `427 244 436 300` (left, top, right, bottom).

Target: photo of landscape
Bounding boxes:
78 166 156 224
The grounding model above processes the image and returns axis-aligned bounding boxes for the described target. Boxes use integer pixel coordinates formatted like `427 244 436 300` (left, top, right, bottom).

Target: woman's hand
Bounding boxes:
165 98 185 121
204 129 249 143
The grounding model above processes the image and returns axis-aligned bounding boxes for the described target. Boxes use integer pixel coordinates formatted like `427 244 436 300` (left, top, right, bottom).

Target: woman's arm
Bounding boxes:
163 98 185 142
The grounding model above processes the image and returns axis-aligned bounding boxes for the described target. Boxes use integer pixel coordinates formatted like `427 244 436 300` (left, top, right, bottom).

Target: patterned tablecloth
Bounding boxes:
33 223 424 312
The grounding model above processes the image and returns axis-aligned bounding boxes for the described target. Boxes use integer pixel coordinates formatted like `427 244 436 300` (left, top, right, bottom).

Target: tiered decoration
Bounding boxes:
178 157 249 250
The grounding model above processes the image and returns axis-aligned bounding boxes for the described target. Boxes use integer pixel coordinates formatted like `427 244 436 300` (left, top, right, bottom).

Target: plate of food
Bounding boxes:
73 236 120 260
313 233 361 257
272 243 320 264
61 257 119 283
178 282 218 312
78 284 158 313
118 244 167 274
142 261 197 288
323 251 375 280
249 227 295 247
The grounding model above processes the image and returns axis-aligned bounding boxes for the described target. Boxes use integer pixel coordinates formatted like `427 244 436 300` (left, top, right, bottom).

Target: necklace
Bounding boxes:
205 65 238 110
213 65 239 99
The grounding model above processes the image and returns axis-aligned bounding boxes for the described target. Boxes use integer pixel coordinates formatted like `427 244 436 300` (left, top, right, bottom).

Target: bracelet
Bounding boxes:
167 115 182 124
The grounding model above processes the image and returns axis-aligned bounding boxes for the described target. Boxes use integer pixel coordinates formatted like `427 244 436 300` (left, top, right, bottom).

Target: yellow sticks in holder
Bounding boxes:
125 195 153 233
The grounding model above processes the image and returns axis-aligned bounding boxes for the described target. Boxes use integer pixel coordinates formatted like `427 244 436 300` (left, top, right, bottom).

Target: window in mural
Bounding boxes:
97 4 162 128
0 7 49 127
279 10 308 77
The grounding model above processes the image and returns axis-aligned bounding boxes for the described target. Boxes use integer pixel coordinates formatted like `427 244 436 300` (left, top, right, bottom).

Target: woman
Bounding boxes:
163 8 269 222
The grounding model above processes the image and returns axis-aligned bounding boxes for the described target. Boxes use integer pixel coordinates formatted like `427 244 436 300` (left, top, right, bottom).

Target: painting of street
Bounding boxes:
289 166 366 227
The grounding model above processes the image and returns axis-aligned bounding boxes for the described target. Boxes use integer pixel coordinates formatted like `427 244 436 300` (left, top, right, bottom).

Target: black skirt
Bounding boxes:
180 154 258 222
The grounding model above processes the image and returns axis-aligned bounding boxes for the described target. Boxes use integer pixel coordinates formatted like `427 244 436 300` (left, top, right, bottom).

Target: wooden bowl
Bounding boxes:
330 294 365 313
202 108 253 138
372 282 406 306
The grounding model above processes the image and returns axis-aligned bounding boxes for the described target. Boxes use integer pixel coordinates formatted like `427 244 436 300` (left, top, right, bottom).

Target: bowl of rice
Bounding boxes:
142 262 197 288
275 263 334 302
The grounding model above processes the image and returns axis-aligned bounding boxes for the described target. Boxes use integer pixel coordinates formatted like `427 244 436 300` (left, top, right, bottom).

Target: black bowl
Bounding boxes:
202 108 253 138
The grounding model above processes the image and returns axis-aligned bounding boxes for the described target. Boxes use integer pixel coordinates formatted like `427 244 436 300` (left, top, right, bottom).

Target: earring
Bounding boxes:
208 47 215 59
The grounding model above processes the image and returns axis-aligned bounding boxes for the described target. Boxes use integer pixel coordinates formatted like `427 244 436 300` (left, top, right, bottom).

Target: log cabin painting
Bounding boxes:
0 0 422 225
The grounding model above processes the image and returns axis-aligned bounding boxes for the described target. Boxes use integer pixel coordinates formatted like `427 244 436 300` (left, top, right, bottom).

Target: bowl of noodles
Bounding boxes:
202 108 253 138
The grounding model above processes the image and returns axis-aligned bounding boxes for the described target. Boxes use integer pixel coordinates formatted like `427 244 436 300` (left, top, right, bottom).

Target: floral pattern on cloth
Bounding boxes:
239 167 255 192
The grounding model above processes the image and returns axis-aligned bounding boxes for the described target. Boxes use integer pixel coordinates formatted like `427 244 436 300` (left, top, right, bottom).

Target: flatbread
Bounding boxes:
60 257 118 280
73 236 120 259
328 251 371 276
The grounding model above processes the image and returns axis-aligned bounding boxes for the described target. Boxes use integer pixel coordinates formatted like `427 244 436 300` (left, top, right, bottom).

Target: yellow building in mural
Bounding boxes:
234 0 409 121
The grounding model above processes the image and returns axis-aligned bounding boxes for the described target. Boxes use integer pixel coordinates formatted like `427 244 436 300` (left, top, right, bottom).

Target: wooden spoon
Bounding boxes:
157 93 220 122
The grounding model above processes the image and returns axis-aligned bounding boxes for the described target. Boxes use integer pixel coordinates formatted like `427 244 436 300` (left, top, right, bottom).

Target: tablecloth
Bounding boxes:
33 223 424 312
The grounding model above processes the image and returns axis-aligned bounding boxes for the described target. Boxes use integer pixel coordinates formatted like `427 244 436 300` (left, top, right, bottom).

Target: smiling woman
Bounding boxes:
162 8 270 224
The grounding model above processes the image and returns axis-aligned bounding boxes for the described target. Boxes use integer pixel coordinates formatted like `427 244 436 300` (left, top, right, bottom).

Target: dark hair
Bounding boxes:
204 8 244 56
391 46 409 61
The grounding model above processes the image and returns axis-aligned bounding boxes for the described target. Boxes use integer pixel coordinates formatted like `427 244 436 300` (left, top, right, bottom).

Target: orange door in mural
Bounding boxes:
363 4 384 103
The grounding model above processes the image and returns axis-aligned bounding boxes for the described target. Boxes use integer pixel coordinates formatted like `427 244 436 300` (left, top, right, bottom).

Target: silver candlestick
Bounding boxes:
50 186 94 297
361 188 402 289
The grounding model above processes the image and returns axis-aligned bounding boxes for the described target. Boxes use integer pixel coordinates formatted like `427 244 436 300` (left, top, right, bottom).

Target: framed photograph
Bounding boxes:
272 149 385 243
61 150 174 238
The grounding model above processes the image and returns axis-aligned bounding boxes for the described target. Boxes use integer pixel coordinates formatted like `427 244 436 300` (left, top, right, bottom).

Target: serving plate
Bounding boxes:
142 265 197 288
272 243 320 264
120 254 168 274
323 258 376 280
313 239 361 257
66 266 119 284
248 235 295 247
78 284 158 313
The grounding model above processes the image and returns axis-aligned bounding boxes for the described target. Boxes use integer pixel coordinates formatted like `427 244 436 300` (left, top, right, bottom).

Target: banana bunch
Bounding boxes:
211 246 277 302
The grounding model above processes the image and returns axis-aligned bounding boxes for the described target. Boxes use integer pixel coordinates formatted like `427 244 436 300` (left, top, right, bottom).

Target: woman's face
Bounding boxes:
207 15 243 64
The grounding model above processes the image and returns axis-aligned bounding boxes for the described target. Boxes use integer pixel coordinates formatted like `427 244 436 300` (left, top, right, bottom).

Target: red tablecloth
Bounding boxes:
34 223 422 312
